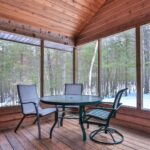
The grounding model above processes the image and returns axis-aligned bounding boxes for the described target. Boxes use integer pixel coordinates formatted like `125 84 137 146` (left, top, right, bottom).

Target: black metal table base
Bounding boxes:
79 106 86 141
50 111 58 138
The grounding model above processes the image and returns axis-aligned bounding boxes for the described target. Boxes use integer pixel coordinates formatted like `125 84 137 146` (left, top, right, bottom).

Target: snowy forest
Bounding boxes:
0 24 150 109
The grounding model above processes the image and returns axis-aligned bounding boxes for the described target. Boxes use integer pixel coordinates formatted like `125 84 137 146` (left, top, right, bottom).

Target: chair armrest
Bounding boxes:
22 102 37 105
90 102 122 111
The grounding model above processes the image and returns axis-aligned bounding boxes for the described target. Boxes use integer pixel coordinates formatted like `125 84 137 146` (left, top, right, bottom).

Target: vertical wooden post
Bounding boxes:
40 39 44 97
98 39 101 96
136 26 142 110
73 47 78 83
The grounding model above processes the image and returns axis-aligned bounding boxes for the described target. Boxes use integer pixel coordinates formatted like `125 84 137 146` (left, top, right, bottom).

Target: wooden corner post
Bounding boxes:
40 39 44 97
98 39 101 96
73 47 78 84
136 26 142 110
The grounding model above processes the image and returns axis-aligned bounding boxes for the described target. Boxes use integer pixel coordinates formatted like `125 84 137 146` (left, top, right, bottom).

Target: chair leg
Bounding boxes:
57 116 60 128
33 118 37 125
50 111 58 138
87 123 89 129
36 114 41 139
15 115 26 132
60 107 65 126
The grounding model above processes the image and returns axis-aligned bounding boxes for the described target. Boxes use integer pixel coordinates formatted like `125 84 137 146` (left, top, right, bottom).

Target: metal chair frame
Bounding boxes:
15 84 58 139
84 88 128 145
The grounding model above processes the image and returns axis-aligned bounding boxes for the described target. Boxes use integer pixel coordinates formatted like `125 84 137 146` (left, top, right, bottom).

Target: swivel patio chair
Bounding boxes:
84 88 128 145
60 83 83 126
15 84 58 139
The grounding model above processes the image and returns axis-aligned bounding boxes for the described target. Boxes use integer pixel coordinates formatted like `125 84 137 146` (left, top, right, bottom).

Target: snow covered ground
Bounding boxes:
103 93 150 109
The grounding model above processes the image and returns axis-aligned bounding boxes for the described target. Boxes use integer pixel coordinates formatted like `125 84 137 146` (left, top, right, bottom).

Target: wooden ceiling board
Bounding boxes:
0 2 77 36
47 0 95 15
0 0 106 39
0 0 82 26
61 0 105 13
0 0 79 30
77 0 150 45
79 0 145 37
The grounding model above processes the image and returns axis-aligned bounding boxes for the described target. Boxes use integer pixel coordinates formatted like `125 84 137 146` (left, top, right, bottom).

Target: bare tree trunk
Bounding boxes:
143 26 150 94
20 53 23 81
106 42 109 97
47 52 54 95
125 35 128 96
0 46 4 103
62 52 66 93
88 41 98 95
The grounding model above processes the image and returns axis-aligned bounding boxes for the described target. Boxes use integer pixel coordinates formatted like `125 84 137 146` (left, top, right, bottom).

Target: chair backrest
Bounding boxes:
65 83 83 95
112 88 128 110
17 84 39 114
106 88 128 126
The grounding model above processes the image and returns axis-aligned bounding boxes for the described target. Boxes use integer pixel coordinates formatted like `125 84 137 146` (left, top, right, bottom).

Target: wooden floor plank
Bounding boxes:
47 126 84 150
30 124 73 150
4 131 25 150
65 120 149 150
20 128 48 150
14 130 37 150
0 120 149 150
63 120 123 150
44 123 112 150
26 125 61 150
0 133 13 150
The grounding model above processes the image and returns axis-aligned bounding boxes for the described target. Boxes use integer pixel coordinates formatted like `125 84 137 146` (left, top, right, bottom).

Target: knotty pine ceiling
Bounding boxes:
0 0 108 39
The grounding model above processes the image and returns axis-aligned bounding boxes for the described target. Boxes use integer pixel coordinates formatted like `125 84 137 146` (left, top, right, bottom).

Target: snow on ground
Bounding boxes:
103 93 150 109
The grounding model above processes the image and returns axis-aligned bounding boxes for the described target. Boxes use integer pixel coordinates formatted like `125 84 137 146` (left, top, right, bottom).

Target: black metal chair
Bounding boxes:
84 88 128 145
15 84 58 139
60 83 83 126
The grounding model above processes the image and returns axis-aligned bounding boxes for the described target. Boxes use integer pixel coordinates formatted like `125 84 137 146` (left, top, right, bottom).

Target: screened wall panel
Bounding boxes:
101 29 136 107
141 24 150 110
0 40 40 107
77 41 98 95
44 49 73 95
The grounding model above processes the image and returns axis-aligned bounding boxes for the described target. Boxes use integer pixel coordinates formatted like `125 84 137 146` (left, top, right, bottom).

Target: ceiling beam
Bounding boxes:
0 17 74 46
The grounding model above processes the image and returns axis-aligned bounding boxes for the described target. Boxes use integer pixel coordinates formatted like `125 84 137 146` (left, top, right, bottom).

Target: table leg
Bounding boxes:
60 106 65 126
50 111 58 138
79 106 86 141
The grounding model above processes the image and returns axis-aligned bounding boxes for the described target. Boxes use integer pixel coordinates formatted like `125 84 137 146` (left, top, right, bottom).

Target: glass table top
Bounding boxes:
40 95 102 106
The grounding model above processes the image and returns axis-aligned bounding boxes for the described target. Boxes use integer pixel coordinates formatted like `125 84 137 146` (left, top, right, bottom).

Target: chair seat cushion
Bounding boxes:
86 109 110 120
38 107 56 116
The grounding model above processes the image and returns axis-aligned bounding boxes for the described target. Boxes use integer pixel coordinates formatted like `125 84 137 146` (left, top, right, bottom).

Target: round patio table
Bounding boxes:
40 95 102 141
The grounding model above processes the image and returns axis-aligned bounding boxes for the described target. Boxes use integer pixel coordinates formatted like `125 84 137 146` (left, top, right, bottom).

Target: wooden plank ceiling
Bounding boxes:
76 0 150 45
0 0 107 45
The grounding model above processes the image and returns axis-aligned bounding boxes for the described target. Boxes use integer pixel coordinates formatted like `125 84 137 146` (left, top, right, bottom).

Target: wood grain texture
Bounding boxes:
0 121 150 150
40 40 44 97
0 0 106 38
136 26 142 110
77 0 150 45
0 17 74 46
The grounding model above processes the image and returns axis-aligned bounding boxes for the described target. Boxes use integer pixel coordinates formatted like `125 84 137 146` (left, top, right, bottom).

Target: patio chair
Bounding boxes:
84 88 128 145
15 84 58 139
60 83 83 126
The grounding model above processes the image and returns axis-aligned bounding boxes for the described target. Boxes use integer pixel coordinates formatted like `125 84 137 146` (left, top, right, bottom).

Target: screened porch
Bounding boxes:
0 0 150 149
